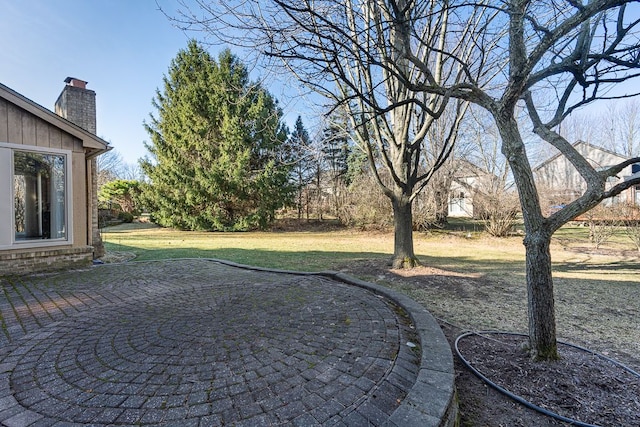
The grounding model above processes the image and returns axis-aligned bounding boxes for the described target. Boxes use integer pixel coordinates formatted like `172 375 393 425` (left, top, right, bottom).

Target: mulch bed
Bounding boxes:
456 332 640 426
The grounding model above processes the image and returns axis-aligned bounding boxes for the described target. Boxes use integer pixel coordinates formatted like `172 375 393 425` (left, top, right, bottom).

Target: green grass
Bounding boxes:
102 221 638 279
553 223 640 250
102 221 531 277
102 222 393 271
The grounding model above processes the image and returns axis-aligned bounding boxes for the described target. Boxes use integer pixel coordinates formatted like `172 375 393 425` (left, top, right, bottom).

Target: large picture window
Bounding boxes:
14 151 67 241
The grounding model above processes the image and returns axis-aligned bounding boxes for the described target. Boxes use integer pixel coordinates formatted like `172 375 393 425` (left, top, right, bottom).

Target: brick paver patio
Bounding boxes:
0 259 454 426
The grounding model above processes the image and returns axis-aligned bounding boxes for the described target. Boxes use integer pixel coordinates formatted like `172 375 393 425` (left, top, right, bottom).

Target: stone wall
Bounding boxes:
0 246 93 276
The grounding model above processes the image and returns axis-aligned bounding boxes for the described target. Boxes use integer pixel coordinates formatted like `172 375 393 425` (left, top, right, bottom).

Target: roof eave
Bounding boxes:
0 82 110 152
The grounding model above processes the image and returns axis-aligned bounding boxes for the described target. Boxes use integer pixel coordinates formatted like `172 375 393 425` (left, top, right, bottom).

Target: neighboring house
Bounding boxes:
0 78 110 275
448 160 499 218
533 140 640 208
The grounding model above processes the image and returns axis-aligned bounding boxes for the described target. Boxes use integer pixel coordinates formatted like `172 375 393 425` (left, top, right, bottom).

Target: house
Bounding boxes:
533 140 640 208
447 160 502 218
0 78 110 275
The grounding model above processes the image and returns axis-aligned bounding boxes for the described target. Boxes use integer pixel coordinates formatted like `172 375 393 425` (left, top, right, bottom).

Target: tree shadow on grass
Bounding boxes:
102 241 390 272
553 258 639 273
101 221 158 232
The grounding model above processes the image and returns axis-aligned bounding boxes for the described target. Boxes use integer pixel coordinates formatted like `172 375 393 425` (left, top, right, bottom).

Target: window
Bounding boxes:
0 143 72 249
14 151 67 240
449 192 467 214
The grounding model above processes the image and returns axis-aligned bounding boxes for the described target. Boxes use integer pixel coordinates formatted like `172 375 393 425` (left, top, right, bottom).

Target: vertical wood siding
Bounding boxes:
0 97 83 152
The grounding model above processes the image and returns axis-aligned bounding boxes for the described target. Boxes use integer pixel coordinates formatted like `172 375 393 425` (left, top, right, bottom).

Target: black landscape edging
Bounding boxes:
455 331 640 427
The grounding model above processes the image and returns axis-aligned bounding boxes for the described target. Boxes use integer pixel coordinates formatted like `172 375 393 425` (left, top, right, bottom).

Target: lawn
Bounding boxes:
102 221 639 364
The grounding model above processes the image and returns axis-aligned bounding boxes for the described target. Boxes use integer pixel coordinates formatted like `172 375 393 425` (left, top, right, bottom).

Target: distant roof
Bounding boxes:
452 158 499 180
533 140 628 171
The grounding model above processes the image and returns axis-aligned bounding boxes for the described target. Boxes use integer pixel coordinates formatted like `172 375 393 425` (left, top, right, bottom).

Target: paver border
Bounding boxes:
193 258 459 427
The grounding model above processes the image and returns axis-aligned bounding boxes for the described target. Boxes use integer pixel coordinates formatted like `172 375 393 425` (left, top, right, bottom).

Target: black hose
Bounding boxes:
454 331 640 427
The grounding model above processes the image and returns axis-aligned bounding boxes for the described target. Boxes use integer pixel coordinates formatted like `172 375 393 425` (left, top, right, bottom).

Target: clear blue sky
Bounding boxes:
2 1 637 167
0 0 194 164
0 0 312 167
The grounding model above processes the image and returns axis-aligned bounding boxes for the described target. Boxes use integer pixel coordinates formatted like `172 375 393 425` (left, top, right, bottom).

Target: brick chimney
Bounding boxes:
54 77 104 258
55 77 96 134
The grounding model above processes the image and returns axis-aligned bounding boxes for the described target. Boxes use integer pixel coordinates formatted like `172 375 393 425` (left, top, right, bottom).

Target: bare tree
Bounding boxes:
619 203 640 252
557 99 640 158
96 149 124 188
600 99 640 157
464 107 521 236
513 4 640 359
419 1 639 360
425 103 471 227
97 148 143 186
583 204 620 249
170 0 475 269
557 111 601 146
320 110 351 218
341 170 395 230
175 1 640 359
120 162 144 181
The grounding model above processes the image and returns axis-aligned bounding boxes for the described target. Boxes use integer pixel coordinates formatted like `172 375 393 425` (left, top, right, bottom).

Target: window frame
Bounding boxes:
0 142 73 250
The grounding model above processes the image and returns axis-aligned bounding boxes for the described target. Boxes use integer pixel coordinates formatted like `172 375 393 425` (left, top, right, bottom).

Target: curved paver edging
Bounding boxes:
201 258 458 427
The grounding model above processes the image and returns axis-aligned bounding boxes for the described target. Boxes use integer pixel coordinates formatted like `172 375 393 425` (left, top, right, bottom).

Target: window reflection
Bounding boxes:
14 151 66 241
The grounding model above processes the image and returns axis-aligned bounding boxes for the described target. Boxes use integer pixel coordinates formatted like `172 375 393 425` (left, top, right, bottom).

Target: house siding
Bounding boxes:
0 97 92 273
73 152 88 247
534 141 636 205
0 98 84 152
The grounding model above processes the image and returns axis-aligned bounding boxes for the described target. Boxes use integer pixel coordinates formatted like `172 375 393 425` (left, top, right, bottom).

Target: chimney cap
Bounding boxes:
64 77 88 89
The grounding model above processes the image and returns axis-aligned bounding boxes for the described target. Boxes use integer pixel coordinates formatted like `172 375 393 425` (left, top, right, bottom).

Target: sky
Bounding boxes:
0 0 311 167
1 1 638 168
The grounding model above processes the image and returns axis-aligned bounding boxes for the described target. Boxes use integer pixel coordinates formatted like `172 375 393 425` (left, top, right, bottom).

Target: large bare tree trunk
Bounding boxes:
524 232 559 361
391 194 419 269
498 115 559 360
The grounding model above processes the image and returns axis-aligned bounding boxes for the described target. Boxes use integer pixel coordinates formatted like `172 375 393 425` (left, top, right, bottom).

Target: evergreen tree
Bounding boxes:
345 147 368 186
140 41 292 230
284 116 315 218
321 117 350 183
98 179 141 215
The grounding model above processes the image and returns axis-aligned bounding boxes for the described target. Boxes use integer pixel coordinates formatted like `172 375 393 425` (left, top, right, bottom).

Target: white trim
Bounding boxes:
0 141 71 155
0 148 11 246
0 142 74 250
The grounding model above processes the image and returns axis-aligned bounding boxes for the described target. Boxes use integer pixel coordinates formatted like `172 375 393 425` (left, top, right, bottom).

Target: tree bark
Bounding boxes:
391 195 420 269
497 114 560 361
434 188 449 227
524 231 559 361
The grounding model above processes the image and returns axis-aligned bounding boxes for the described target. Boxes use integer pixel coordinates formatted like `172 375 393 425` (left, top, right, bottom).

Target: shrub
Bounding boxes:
118 212 135 223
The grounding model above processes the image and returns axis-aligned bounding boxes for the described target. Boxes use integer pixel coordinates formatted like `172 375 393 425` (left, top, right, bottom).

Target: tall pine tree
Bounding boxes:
140 41 292 230
321 121 350 183
284 116 316 219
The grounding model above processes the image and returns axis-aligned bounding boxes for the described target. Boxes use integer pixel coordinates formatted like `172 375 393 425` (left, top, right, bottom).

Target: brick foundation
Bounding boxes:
0 246 93 276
